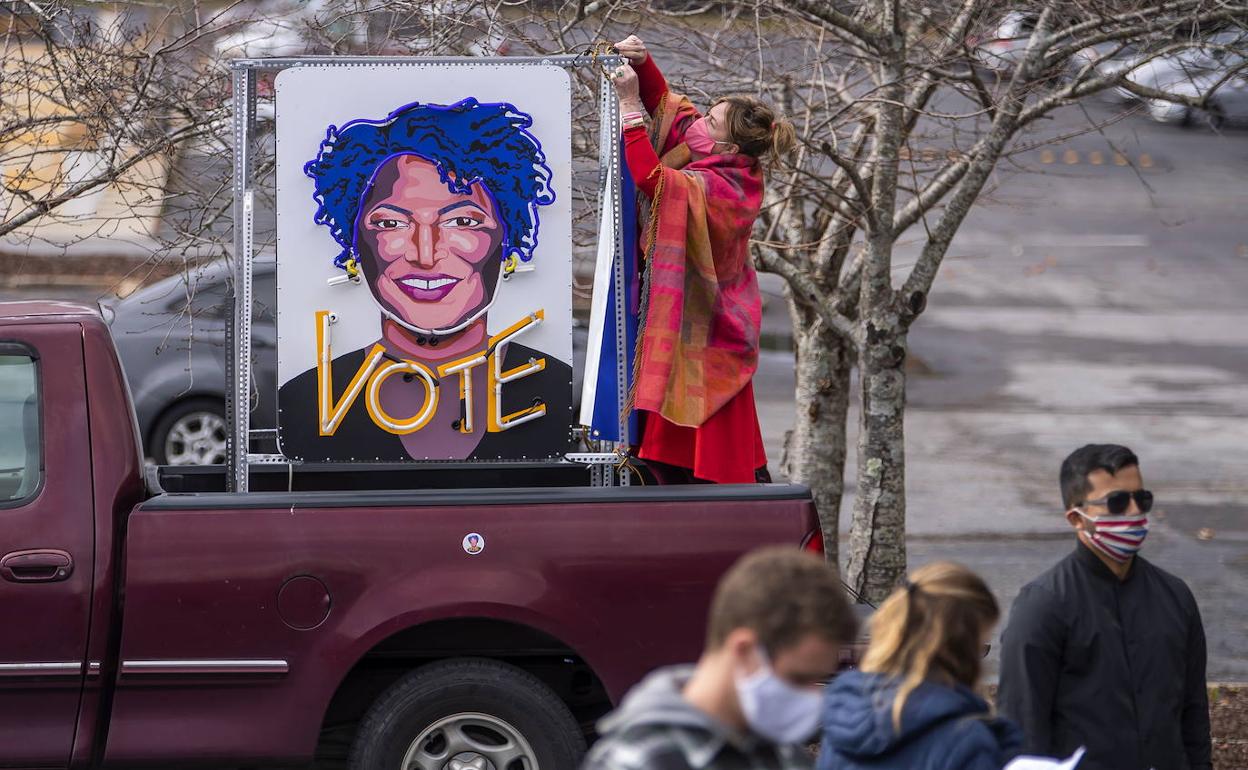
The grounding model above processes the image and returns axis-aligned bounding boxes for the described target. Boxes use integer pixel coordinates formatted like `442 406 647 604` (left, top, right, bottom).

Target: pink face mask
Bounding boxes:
685 117 728 156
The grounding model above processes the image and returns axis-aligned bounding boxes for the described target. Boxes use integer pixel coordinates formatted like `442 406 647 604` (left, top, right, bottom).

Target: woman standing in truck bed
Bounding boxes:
610 35 794 484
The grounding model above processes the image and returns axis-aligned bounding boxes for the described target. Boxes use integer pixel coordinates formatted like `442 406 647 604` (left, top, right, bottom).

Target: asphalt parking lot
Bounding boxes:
755 93 1248 680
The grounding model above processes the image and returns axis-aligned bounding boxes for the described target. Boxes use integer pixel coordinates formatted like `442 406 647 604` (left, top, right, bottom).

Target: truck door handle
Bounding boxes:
1 550 73 583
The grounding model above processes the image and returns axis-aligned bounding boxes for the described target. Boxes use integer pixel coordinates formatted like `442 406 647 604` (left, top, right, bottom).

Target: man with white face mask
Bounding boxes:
998 444 1212 770
583 547 857 770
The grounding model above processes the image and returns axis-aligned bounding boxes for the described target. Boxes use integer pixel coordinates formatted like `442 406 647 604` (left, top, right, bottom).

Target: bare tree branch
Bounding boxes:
776 0 882 51
754 243 858 342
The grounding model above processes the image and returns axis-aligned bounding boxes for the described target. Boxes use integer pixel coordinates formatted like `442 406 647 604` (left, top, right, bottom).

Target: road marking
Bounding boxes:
1034 148 1153 168
957 233 1150 248
900 145 969 161
925 307 1248 346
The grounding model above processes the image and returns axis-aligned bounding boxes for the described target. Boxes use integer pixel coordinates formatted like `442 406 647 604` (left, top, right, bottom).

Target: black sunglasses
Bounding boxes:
1081 489 1153 515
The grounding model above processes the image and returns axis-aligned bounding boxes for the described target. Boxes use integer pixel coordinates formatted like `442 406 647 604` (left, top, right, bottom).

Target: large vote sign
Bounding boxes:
275 64 574 462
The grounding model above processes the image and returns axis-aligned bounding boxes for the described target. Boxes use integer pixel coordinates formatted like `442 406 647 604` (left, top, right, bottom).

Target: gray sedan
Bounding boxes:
100 259 278 465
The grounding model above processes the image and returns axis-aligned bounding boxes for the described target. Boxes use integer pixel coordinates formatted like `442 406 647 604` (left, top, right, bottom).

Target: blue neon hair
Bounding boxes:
304 97 556 270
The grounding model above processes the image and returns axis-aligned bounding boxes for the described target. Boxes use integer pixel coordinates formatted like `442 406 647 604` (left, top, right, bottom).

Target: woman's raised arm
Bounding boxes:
614 35 667 117
610 62 662 198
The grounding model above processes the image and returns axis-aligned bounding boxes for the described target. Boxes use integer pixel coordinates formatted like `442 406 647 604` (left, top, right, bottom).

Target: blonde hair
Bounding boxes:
715 95 797 161
859 562 999 731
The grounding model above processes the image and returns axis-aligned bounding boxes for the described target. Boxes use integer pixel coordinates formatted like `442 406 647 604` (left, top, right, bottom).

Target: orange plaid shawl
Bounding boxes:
633 91 764 427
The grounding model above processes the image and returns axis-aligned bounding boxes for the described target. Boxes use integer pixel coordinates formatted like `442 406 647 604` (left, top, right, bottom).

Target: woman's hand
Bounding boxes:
613 35 649 65
609 63 642 109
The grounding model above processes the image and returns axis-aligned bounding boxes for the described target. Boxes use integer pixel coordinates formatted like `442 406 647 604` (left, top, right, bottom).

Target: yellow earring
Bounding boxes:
343 257 362 283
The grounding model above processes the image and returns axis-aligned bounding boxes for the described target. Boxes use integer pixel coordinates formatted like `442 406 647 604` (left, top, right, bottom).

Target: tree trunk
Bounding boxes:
781 291 853 569
842 39 911 602
845 318 908 603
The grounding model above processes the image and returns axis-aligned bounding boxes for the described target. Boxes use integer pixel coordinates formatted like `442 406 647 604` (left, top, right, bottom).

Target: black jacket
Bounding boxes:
277 341 573 462
997 543 1211 770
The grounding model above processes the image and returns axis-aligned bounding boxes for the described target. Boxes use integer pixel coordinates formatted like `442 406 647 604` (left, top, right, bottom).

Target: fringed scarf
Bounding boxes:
633 91 764 427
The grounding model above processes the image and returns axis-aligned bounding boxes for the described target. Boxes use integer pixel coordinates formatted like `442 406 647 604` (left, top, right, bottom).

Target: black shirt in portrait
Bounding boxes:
277 341 573 463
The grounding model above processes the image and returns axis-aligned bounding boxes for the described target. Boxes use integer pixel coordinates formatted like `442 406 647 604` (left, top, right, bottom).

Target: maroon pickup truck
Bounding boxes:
0 301 824 769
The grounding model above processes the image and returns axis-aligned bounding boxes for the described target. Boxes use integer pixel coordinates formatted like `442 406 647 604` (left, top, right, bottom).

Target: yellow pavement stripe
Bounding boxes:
1035 148 1154 168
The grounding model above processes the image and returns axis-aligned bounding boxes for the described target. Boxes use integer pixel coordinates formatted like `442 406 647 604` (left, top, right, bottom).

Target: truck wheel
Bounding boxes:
350 658 585 770
150 398 228 465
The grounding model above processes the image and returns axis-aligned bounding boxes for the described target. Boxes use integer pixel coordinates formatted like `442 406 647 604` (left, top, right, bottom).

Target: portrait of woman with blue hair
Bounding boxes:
278 97 572 462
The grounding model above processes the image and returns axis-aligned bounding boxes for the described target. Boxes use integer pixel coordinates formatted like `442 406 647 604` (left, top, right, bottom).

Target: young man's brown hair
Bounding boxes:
706 546 858 652
584 546 858 770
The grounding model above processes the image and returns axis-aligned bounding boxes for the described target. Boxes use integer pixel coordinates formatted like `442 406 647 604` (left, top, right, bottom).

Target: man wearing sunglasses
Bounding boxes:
997 444 1211 770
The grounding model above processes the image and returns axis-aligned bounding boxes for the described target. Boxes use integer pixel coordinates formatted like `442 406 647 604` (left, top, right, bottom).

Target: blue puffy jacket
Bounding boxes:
818 670 1023 770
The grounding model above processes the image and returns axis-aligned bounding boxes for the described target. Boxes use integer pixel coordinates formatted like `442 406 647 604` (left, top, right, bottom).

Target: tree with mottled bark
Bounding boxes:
745 0 1247 600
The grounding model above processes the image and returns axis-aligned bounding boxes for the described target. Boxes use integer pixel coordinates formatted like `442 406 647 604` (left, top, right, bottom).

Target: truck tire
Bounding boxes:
349 658 586 770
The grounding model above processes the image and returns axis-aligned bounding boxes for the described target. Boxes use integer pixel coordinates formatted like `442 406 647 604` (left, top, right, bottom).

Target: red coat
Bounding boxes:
623 57 767 484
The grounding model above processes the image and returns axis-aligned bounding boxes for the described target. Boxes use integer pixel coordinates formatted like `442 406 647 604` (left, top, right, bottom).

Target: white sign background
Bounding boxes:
274 64 574 392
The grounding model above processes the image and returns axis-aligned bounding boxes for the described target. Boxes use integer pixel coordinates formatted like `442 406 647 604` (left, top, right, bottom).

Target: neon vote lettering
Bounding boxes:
315 310 548 436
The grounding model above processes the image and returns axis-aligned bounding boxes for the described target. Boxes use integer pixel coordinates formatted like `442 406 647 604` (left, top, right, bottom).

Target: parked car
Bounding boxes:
0 298 835 768
100 258 588 464
214 16 309 59
1146 70 1248 127
99 258 276 465
1114 31 1247 101
1070 41 1142 81
970 12 1037 72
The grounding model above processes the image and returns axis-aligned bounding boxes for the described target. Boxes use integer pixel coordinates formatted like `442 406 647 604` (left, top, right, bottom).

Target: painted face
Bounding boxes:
355 154 504 333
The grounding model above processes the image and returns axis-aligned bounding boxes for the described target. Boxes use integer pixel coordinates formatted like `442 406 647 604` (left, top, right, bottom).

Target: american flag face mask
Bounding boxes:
1074 510 1151 563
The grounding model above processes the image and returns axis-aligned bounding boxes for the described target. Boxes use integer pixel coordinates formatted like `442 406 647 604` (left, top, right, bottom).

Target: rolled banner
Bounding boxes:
579 141 639 443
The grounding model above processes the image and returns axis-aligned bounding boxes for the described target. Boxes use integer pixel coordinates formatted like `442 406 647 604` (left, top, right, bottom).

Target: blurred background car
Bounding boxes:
213 16 308 59
100 258 587 465
1114 30 1247 102
211 0 508 60
1146 70 1248 128
1070 41 1142 81
970 11 1037 72
100 258 277 465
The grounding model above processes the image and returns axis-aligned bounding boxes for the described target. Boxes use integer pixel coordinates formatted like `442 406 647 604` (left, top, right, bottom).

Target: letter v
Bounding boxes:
316 310 386 435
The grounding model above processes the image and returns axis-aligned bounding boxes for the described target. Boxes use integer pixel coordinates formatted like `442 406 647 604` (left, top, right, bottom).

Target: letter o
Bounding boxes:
365 360 438 434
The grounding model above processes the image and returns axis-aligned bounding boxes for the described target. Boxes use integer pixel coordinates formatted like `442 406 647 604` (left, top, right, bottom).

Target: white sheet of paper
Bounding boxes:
1004 747 1086 770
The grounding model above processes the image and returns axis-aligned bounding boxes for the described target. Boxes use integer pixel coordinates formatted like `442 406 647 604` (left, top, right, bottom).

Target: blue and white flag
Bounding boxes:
578 146 639 443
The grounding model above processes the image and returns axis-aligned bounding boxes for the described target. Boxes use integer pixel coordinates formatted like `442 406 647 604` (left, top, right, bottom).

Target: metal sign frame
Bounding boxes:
227 55 629 492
